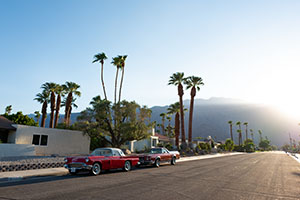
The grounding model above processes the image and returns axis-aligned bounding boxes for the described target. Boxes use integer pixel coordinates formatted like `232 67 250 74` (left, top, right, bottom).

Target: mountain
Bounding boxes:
29 97 298 146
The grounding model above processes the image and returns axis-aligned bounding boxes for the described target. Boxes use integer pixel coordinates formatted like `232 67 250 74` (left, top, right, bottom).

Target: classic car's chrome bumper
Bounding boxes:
139 160 155 165
64 162 92 170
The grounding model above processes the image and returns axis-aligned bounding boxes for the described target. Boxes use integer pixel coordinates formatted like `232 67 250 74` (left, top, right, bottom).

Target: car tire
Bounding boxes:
90 163 101 176
123 161 131 172
154 159 160 167
171 157 176 165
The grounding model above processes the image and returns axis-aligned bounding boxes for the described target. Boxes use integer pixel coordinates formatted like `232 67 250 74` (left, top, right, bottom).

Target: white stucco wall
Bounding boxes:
11 125 90 156
0 144 35 157
131 136 158 152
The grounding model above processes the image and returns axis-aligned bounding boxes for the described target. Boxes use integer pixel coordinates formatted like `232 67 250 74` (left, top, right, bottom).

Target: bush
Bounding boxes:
164 143 173 150
225 139 234 151
244 139 255 152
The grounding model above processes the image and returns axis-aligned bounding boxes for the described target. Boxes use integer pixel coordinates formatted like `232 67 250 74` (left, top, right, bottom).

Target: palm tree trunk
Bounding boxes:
230 125 233 141
188 86 196 143
175 112 180 149
49 91 56 128
41 101 47 127
178 84 186 145
64 93 72 126
54 94 61 128
68 105 72 125
245 125 248 140
118 68 124 103
161 117 165 135
114 68 119 105
101 62 107 100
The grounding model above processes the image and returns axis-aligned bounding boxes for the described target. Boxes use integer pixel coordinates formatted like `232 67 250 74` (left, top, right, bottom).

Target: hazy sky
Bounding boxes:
1 0 300 118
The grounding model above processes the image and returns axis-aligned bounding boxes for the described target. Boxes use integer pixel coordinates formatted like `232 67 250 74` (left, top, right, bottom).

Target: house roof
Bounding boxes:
154 133 171 142
0 116 16 130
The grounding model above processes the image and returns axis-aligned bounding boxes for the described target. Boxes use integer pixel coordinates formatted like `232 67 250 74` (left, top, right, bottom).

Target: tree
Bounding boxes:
159 112 167 135
5 105 12 115
61 97 78 125
258 129 263 142
34 91 50 127
236 121 242 145
225 139 234 151
168 72 186 146
111 56 121 104
118 55 128 103
250 129 254 141
76 98 153 148
34 111 41 126
166 115 173 138
93 52 108 100
228 121 233 141
41 82 57 128
243 122 248 140
54 85 65 128
184 76 204 144
259 138 270 151
62 82 81 126
2 112 37 126
244 139 255 152
167 102 181 149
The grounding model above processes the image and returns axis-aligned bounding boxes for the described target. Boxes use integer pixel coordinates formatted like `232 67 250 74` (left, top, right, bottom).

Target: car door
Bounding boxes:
162 148 172 162
111 150 123 169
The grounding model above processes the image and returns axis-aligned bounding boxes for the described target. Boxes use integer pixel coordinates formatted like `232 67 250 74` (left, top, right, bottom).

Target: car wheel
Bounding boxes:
123 161 131 172
154 159 160 167
171 157 176 165
91 163 101 176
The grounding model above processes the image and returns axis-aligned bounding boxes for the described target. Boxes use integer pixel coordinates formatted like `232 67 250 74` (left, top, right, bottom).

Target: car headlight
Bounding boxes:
85 158 89 163
64 158 68 162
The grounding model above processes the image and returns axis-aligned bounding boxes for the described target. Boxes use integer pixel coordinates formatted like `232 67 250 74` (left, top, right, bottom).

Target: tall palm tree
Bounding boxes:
168 72 186 146
93 52 108 100
34 111 41 126
54 85 65 128
184 76 204 144
111 56 121 104
250 129 254 141
5 105 12 115
166 115 172 137
258 130 263 142
62 82 81 126
61 97 78 124
34 91 50 127
41 82 57 128
243 122 248 140
228 121 233 141
159 113 167 135
167 102 181 149
236 121 242 145
118 55 128 103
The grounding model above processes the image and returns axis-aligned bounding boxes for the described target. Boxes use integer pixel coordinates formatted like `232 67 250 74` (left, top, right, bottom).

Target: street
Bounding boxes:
0 152 299 200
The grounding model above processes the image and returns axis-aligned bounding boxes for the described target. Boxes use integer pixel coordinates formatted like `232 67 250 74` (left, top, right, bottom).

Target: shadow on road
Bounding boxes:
291 172 300 177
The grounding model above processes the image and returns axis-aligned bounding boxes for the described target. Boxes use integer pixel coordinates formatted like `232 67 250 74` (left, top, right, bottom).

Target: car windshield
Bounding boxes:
150 148 162 154
90 149 113 156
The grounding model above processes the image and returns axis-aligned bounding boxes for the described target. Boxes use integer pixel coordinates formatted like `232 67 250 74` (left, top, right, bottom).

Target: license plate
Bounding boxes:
70 168 76 172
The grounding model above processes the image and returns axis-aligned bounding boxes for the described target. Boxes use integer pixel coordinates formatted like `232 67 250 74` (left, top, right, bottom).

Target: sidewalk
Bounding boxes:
287 152 300 164
0 152 244 182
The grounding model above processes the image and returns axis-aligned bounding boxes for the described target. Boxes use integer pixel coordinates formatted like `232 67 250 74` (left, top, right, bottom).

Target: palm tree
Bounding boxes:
34 91 50 127
5 105 12 115
236 121 242 145
243 122 248 140
118 55 128 103
166 115 172 137
93 52 108 100
159 113 167 135
184 76 204 144
228 121 233 141
167 102 181 149
41 82 57 128
168 72 186 146
61 97 78 124
258 130 263 142
62 82 81 126
250 129 254 141
54 85 65 128
34 111 41 126
111 56 121 104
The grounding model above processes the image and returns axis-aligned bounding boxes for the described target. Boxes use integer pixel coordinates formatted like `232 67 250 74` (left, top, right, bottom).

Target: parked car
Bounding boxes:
64 148 140 175
137 147 180 167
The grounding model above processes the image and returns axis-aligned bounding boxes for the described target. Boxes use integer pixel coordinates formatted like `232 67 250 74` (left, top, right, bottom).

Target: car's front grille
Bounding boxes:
69 163 84 168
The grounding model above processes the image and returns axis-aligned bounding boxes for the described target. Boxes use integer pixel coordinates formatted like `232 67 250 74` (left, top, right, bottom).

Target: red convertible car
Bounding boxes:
64 148 140 175
138 147 180 167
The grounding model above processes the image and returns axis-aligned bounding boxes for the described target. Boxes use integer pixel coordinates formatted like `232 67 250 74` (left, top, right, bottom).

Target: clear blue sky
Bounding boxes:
1 0 300 118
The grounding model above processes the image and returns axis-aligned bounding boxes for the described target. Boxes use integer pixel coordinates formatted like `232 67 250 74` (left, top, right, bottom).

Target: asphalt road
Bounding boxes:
0 152 299 200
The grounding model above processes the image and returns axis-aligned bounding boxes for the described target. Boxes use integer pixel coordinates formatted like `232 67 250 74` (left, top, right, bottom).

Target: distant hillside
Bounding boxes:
29 97 298 146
